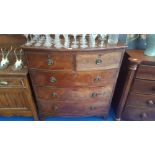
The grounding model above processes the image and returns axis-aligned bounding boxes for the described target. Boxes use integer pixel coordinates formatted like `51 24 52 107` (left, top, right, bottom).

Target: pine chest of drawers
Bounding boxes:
22 44 126 120
115 50 155 121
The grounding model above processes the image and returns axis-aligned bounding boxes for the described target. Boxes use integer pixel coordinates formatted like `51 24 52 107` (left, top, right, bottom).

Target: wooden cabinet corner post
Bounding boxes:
115 58 140 120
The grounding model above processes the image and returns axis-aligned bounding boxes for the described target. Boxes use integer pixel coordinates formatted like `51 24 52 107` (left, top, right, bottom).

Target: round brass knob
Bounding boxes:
47 58 54 65
94 76 101 82
50 77 56 83
53 105 58 111
90 105 96 110
91 92 98 97
51 92 57 97
147 100 154 105
96 59 102 65
141 112 148 119
152 87 155 91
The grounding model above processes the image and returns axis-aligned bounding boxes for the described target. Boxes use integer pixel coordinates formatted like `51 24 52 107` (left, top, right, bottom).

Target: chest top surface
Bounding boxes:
22 41 126 53
127 50 155 65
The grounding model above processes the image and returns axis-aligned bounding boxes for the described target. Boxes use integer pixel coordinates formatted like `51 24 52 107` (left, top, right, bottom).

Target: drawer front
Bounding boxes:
37 99 109 117
34 86 113 102
126 93 155 109
136 65 155 80
131 79 155 95
122 106 155 121
76 51 122 71
30 68 117 87
0 78 25 88
26 52 73 70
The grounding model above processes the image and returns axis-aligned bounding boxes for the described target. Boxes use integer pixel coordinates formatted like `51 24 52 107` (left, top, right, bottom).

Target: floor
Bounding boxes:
0 108 114 121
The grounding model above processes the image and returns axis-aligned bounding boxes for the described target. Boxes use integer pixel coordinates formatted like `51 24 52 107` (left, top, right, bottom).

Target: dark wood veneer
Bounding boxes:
115 50 155 121
22 41 126 120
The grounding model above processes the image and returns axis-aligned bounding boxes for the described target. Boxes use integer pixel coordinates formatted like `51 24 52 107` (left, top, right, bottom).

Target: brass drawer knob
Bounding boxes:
90 105 96 110
147 100 154 105
152 87 155 91
140 112 148 119
50 77 56 83
53 105 58 111
91 92 98 97
0 80 8 86
51 92 57 97
94 76 101 82
96 59 102 65
48 58 54 65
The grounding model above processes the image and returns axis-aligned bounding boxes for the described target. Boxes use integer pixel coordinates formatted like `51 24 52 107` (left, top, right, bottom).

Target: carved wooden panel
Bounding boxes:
0 89 29 109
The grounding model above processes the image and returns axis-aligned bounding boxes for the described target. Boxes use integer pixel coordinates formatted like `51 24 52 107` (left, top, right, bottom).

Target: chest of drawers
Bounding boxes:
115 50 155 121
22 43 126 120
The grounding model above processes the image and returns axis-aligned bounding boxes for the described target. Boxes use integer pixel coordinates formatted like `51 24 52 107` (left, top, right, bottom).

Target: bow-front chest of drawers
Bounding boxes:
22 44 126 120
115 50 155 121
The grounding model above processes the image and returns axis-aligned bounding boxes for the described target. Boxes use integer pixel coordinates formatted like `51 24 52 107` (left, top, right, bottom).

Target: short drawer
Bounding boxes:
34 86 113 102
76 51 122 71
126 93 155 109
26 52 73 70
136 64 155 80
37 99 109 117
131 79 155 95
0 78 25 88
30 68 117 87
122 106 155 121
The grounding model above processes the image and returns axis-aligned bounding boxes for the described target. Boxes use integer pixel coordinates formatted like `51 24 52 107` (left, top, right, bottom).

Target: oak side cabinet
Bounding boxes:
0 66 38 120
115 50 155 121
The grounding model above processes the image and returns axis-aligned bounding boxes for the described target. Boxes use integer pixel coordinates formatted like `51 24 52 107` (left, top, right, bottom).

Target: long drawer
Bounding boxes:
122 106 155 121
126 93 155 109
30 68 117 87
37 99 109 117
34 86 113 102
26 52 73 70
136 64 155 80
131 79 155 95
76 51 122 71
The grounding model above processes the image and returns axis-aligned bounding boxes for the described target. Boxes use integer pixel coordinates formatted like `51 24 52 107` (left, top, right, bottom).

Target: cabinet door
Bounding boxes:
0 88 30 109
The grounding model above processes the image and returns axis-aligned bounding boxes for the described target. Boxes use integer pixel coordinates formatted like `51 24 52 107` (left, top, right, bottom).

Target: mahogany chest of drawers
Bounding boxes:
115 50 155 121
22 43 126 120
0 66 38 120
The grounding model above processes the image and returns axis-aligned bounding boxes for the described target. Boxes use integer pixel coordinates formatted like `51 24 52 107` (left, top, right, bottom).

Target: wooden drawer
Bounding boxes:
76 51 122 71
131 79 155 95
126 93 155 109
30 68 117 87
37 99 109 117
122 106 155 121
0 78 25 88
26 52 73 70
136 64 155 80
34 86 113 102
